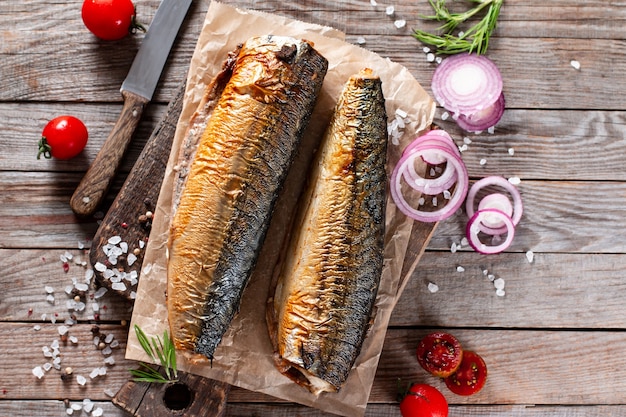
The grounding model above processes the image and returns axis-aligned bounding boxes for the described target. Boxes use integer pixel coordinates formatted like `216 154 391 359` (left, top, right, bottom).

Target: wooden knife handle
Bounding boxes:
70 90 149 216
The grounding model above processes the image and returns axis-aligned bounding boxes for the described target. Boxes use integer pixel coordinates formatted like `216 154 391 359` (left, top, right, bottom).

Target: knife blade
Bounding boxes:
70 0 193 216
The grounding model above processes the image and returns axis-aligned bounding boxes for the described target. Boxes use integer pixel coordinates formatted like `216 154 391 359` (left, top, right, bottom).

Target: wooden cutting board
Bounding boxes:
86 81 231 416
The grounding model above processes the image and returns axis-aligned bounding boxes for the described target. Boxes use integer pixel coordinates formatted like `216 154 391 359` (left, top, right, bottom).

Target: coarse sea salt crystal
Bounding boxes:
75 283 89 292
89 368 100 379
66 407 74 415
526 250 534 263
45 286 54 294
456 266 465 273
139 240 145 249
111 282 126 292
83 400 94 413
480 158 487 166
127 253 137 266
427 282 439 293
394 19 406 28
356 36 366 45
32 366 45 379
108 236 122 245
570 59 581 70
46 295 55 303
71 403 82 411
110 340 120 349
451 242 458 253
76 375 87 386
43 362 53 372
92 407 104 417
102 346 113 356
104 356 116 365
494 278 505 290
94 262 107 273
105 333 114 344
69 335 78 344
495 288 506 297
386 5 395 15
426 52 435 62
508 148 515 156
94 287 107 299
34 325 41 331
58 325 69 336
508 176 521 185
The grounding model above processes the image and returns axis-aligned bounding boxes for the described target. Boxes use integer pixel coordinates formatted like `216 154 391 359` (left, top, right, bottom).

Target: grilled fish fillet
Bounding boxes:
167 36 328 361
267 68 387 395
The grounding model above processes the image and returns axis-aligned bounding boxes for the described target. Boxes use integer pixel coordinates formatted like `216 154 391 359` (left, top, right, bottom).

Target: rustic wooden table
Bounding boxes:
2 0 626 416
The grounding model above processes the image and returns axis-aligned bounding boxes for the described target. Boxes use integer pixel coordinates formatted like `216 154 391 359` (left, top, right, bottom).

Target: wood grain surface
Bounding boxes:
2 0 626 416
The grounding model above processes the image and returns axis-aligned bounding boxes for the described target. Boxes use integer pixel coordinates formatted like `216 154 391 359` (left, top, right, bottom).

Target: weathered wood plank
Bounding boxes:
3 106 625 182
4 323 626 406
393 251 626 328
2 2 626 110
3 249 625 331
224 404 626 417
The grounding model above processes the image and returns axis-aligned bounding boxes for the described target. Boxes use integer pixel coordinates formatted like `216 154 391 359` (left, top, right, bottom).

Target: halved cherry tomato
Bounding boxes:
416 332 463 378
38 115 89 160
444 350 488 396
81 0 143 41
399 383 448 417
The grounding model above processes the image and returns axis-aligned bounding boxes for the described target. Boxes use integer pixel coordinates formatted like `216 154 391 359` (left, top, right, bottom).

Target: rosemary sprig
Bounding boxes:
129 325 178 384
412 0 503 55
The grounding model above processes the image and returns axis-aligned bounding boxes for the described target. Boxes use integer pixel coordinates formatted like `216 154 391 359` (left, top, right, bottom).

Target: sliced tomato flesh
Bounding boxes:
444 350 488 396
416 332 463 378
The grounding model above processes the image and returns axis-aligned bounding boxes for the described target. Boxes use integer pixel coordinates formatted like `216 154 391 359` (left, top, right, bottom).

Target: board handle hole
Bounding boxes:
163 382 193 411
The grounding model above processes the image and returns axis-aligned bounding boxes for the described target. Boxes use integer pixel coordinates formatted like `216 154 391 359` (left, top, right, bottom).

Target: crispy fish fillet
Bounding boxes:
267 68 388 395
167 36 328 361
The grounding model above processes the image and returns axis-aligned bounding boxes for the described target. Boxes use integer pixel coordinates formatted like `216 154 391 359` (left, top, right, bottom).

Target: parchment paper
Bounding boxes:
126 2 436 416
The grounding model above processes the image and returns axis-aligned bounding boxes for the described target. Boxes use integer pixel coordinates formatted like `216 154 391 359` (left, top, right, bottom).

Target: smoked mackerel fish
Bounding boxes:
167 36 328 361
267 68 388 395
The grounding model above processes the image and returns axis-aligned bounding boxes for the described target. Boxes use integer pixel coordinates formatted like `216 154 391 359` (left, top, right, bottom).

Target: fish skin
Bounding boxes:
269 68 388 394
167 36 328 360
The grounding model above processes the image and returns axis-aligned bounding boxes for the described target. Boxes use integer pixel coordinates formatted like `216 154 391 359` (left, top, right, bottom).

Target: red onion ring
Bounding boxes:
432 53 503 117
466 208 515 254
466 176 523 235
478 193 513 229
391 143 468 222
455 93 506 133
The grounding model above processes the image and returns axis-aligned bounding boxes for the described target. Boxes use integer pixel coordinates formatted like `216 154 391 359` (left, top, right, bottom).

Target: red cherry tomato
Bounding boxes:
81 0 142 41
38 116 88 160
444 350 488 396
416 332 463 378
399 383 449 417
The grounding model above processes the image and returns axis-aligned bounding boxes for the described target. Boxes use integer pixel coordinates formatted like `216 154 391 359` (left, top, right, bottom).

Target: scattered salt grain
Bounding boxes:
508 176 521 185
34 324 41 331
66 408 74 415
104 333 114 344
487 126 495 134
130 291 137 300
370 0 377 6
111 282 127 292
76 375 87 386
83 399 94 413
46 294 55 303
460 237 468 247
110 340 120 349
94 287 108 299
104 356 116 365
32 366 45 379
385 5 395 15
443 190 451 200
58 325 69 336
394 19 406 29
92 407 104 417
479 158 487 166
356 36 366 45
92 303 99 312
104 388 117 398
94 262 107 273
508 148 515 156
495 288 506 297
127 253 137 266
427 282 439 293
102 346 113 356
139 240 145 249
71 403 82 411
441 111 449 121
423 46 431 53
463 137 472 145
75 283 89 292
456 266 465 273
108 236 122 245
570 59 581 70
69 336 79 344
43 362 52 372
451 242 458 253
494 278 505 290
526 250 534 263
426 52 435 62
458 144 468 152
89 368 100 379
45 286 54 294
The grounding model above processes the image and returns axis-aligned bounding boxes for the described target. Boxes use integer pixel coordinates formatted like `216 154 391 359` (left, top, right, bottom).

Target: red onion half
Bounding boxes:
432 53 505 132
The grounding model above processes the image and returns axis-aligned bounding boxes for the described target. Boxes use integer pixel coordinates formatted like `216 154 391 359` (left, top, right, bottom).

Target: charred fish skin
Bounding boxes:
167 36 328 361
271 68 387 394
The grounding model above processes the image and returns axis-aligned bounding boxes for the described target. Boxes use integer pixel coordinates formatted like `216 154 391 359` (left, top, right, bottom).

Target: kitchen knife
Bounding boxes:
70 0 193 216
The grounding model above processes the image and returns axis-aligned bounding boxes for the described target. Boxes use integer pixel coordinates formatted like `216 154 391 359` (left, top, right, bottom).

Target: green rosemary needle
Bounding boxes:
129 325 178 384
412 0 503 55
